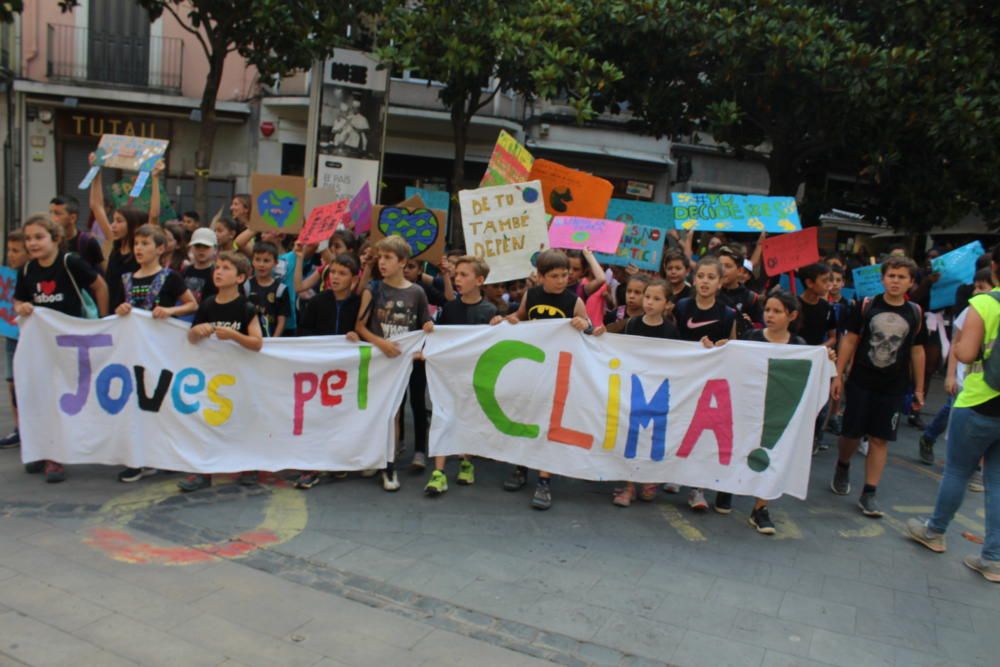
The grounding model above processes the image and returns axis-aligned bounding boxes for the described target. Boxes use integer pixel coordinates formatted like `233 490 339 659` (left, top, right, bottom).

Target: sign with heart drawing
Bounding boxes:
368 194 447 264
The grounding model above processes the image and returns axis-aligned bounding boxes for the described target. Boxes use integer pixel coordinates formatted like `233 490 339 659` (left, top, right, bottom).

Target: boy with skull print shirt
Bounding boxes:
829 256 927 518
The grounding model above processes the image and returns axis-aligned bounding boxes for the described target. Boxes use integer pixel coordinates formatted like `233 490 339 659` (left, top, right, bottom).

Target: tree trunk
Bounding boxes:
449 103 471 248
193 44 227 221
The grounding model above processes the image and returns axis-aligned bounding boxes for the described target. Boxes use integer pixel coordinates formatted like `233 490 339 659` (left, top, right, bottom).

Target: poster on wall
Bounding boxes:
312 49 389 203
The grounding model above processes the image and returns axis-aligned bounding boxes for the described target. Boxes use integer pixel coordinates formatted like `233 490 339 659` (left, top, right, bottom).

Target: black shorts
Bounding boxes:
841 380 904 442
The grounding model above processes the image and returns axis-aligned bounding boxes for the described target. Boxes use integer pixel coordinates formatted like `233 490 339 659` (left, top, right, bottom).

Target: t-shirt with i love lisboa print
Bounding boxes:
192 294 257 335
14 252 99 317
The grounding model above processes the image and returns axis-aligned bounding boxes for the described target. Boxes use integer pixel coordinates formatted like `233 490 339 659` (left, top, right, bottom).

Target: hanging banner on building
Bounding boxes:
15 309 420 473
548 216 625 254
594 199 673 271
0 266 18 340
312 49 389 202
369 194 447 264
425 321 833 500
930 241 985 310
459 181 550 284
529 159 614 219
250 174 306 234
671 194 801 233
480 130 534 187
761 227 819 276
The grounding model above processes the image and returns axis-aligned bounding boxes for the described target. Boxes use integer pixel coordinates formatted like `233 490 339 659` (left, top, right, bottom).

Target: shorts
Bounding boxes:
841 380 904 442
5 337 16 382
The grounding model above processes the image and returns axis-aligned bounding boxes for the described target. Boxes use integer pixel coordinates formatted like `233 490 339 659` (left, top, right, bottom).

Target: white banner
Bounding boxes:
15 309 420 473
425 321 833 499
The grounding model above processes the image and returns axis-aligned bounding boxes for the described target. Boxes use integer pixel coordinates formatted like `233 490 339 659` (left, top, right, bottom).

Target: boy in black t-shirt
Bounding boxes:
717 245 762 334
830 257 927 517
182 227 218 305
50 195 104 272
178 252 263 493
244 241 290 338
424 256 498 497
796 263 836 348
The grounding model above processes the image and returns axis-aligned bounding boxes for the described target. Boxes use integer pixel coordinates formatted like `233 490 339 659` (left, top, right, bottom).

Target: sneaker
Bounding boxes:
968 470 985 493
117 467 157 483
612 485 635 507
410 451 427 472
295 472 321 489
908 413 926 430
662 483 680 494
24 460 44 474
858 492 883 518
905 518 946 553
638 483 658 502
918 436 935 465
831 465 851 495
749 506 776 535
503 467 527 492
714 492 733 515
424 470 448 496
963 555 1000 583
531 482 552 510
360 469 378 478
456 459 475 485
381 470 400 492
44 461 66 484
0 429 19 448
178 474 211 492
688 488 708 511
859 438 869 456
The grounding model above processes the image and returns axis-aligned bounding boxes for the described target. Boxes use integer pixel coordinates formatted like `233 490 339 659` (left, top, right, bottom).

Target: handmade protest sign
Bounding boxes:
0 266 18 340
671 193 801 233
301 199 350 245
404 187 450 214
79 134 169 196
548 217 625 254
250 174 306 234
15 309 420 473
480 130 534 187
852 264 885 298
529 159 614 219
930 241 985 310
425 321 833 499
594 199 672 271
761 227 819 276
370 194 447 264
349 182 373 234
459 181 549 284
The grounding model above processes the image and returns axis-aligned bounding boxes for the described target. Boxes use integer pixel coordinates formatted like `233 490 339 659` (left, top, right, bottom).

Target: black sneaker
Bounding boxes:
831 464 851 495
714 492 733 515
918 436 935 465
858 492 883 518
24 460 44 474
0 429 19 449
908 413 926 430
117 467 157 483
749 506 776 535
503 466 527 492
178 474 211 492
294 472 321 489
531 482 552 510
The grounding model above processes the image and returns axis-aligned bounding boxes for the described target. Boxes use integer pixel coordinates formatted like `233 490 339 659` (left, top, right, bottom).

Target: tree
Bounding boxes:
59 0 375 219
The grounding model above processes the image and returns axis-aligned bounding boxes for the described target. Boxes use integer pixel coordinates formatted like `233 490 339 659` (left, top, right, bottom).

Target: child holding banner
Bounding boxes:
0 230 28 450
177 252 263 493
424 256 498 496
14 215 110 483
356 235 434 492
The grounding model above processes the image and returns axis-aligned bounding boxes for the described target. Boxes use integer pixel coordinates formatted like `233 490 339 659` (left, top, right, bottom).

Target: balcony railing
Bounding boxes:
47 23 183 94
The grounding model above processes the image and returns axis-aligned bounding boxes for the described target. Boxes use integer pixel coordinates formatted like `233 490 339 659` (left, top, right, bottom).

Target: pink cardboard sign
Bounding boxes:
350 182 373 234
548 216 625 254
300 199 350 245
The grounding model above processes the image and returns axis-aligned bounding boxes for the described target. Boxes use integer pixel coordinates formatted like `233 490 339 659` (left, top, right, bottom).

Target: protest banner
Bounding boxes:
852 264 885 298
300 199 350 245
349 182 373 234
529 159 614 219
671 194 801 233
425 321 833 499
370 194 447 264
15 309 421 473
78 134 170 196
0 266 17 340
930 241 985 310
405 187 450 214
548 217 625 254
480 130 534 187
594 199 672 271
250 174 306 234
761 227 819 276
459 181 549 284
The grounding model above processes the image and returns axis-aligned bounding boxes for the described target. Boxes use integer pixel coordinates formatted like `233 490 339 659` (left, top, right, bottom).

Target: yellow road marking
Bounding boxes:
659 505 707 542
771 510 803 540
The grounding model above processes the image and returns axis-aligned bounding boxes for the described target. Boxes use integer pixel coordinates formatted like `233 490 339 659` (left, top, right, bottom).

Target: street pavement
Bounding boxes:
0 374 996 667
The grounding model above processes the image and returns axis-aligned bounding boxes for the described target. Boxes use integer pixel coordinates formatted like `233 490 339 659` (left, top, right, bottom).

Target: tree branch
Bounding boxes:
160 1 212 60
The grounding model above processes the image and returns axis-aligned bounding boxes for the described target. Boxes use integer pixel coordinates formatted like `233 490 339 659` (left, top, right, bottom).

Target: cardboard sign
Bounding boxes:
79 134 170 192
480 130 534 187
0 266 18 340
301 199 350 245
595 199 673 271
548 217 625 254
349 182 373 234
458 181 549 284
930 241 985 310
529 159 613 219
250 174 306 234
761 227 819 276
405 187 450 214
370 194 446 264
852 264 885 298
671 193 801 233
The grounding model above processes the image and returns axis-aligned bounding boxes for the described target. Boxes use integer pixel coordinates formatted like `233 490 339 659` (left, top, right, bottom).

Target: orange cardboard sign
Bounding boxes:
528 159 613 219
369 194 446 264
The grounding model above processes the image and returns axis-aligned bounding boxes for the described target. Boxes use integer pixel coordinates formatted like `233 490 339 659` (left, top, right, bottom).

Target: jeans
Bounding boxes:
928 407 1000 561
923 394 953 444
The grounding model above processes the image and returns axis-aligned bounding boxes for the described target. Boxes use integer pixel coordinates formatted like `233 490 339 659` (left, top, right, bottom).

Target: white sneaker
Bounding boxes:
688 488 708 510
410 451 427 471
859 438 869 457
360 469 378 478
662 483 681 493
381 470 400 491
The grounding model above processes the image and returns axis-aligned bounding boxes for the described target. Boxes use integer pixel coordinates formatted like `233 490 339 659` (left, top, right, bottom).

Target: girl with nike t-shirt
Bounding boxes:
673 256 737 510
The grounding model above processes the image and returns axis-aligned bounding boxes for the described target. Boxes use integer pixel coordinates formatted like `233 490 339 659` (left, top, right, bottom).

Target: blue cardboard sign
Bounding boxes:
671 193 801 233
405 187 450 214
594 199 673 271
930 241 985 311
852 264 885 298
0 266 19 340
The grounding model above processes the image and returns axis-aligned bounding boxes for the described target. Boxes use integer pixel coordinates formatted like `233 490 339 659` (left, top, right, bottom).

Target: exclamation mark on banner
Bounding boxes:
748 359 811 472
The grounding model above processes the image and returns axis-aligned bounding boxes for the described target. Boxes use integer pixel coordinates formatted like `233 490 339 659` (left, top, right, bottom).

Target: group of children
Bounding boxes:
4 182 977 538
